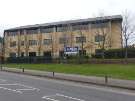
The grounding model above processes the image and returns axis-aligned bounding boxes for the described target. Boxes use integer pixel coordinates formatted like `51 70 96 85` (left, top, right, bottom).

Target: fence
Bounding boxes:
3 56 135 64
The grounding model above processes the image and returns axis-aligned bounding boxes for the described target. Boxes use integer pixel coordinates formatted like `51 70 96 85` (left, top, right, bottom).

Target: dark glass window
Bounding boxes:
9 31 18 36
57 25 68 32
21 52 24 57
10 53 16 57
59 37 68 44
20 30 24 35
76 36 86 43
21 41 24 46
29 52 36 57
79 50 86 56
95 35 104 42
10 41 16 47
41 27 54 33
29 40 37 46
43 51 52 57
27 29 38 34
59 51 64 57
91 22 108 28
72 23 89 31
43 39 52 45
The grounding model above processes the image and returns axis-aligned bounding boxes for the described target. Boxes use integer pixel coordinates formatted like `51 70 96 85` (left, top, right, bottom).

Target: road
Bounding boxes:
0 71 135 101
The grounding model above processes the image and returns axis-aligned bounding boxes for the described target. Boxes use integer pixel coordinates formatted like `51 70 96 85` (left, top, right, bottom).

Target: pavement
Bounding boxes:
2 67 135 90
0 71 135 101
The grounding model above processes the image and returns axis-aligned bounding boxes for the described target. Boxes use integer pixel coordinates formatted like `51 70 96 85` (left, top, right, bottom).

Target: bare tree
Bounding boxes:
38 29 42 56
122 11 135 60
24 30 29 57
94 20 110 59
92 12 115 59
78 30 86 57
49 33 54 58
17 31 21 57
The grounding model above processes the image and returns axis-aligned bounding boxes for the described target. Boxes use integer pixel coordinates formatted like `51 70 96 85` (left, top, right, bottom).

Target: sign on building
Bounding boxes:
64 46 79 55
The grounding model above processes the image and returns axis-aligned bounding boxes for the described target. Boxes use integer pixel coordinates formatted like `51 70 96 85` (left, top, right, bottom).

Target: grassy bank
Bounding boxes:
2 63 135 80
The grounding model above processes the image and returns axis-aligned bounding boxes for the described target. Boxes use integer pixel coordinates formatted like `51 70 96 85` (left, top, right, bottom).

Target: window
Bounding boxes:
10 41 16 47
57 25 68 32
21 41 24 46
9 31 18 36
43 51 52 57
41 27 54 33
43 39 52 45
20 30 24 35
21 52 24 57
91 22 108 28
95 35 104 42
29 40 37 46
76 36 86 43
27 29 38 34
59 37 68 44
72 23 89 31
29 52 36 57
79 50 86 56
95 49 103 55
10 53 16 57
59 51 64 57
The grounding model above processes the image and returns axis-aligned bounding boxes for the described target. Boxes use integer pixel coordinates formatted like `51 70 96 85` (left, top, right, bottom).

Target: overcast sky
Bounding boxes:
0 0 135 36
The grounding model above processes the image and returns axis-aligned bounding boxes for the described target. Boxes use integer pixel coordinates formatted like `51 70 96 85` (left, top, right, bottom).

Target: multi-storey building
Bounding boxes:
4 15 122 59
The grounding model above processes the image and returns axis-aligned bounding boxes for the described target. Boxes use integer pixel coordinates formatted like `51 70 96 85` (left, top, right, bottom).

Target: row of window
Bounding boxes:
10 35 104 47
7 22 108 36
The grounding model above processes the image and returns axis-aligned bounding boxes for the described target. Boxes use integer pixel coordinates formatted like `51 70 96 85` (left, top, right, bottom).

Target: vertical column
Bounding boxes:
52 26 57 58
69 24 73 47
88 23 93 56
17 30 21 57
109 21 112 49
24 29 28 57
3 32 7 58
38 28 42 56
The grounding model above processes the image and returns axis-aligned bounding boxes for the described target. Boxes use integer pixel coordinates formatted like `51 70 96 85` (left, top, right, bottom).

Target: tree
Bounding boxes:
78 30 86 57
49 33 54 58
24 30 29 57
38 29 42 56
94 19 111 59
122 11 135 60
17 31 21 57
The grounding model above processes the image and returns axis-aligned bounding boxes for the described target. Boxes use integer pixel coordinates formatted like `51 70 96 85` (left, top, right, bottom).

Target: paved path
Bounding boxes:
0 71 135 101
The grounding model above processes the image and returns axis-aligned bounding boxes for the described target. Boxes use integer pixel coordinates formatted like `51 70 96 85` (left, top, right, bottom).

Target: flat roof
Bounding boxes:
5 15 122 31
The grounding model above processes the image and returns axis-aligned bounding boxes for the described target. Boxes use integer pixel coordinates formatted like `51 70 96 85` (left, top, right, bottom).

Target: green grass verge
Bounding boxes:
2 63 135 80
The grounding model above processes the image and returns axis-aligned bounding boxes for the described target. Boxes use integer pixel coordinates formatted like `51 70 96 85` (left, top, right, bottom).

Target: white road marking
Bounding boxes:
0 84 18 85
16 88 37 91
0 79 6 82
42 93 85 101
15 83 40 91
0 86 22 94
56 93 85 101
42 95 58 99
0 83 40 94
42 97 59 101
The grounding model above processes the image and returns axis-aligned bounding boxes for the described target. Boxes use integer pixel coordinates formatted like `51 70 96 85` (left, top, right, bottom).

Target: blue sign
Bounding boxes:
64 46 79 54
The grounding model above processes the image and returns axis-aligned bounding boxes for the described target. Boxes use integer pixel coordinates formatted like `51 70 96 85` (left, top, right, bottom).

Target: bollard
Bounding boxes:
52 72 55 77
22 68 24 73
105 75 108 85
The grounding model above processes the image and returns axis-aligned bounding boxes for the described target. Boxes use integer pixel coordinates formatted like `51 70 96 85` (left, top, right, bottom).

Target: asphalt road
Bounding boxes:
0 71 135 101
